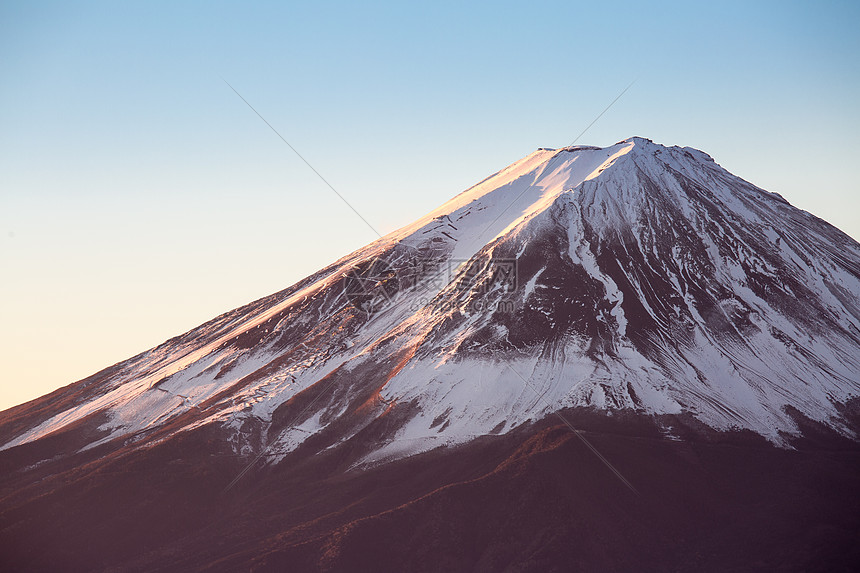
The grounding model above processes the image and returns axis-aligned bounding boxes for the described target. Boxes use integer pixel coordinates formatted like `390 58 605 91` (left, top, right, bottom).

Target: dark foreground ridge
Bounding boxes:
1 408 859 572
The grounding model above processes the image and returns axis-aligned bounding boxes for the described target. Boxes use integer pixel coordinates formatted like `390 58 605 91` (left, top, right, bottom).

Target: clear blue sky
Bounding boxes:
1 0 859 410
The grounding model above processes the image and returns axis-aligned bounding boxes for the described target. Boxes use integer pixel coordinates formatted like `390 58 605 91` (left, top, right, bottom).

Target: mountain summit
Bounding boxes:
3 137 860 572
4 136 857 459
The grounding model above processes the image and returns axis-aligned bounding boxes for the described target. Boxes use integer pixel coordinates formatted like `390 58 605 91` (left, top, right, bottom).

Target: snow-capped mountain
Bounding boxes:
4 136 860 573
3 137 860 467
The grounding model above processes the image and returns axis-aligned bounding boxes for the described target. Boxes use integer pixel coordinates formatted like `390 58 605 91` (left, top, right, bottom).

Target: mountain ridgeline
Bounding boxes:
2 137 859 572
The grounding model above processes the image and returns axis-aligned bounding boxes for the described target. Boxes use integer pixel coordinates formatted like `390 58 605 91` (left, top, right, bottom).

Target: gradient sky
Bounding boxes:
1 0 859 411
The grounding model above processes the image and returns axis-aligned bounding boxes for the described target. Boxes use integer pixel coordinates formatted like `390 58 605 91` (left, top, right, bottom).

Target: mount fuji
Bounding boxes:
2 137 859 572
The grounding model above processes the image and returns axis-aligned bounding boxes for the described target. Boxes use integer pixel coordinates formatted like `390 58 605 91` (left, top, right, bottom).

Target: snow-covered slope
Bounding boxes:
4 137 860 465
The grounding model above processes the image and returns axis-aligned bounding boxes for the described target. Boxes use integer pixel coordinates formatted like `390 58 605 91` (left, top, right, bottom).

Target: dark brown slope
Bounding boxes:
1 410 859 572
236 423 860 573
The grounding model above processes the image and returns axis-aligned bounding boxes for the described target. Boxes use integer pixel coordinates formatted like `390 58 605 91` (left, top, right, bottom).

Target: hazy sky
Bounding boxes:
1 0 859 411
